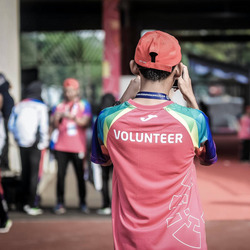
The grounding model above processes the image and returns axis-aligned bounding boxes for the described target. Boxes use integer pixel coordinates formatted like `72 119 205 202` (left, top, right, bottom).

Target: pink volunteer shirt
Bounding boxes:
92 100 217 250
54 99 91 153
238 115 250 140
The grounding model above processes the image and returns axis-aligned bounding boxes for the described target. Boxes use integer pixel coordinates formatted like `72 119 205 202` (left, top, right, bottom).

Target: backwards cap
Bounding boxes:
63 78 79 89
134 30 182 72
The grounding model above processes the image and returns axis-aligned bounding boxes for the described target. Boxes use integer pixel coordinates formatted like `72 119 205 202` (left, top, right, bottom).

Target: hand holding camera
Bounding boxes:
176 63 199 109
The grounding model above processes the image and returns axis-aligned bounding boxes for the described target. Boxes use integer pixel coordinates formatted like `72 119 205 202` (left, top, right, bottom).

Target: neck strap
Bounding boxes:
135 91 171 100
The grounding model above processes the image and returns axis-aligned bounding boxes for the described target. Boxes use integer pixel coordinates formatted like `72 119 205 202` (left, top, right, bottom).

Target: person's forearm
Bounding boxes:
119 89 136 104
178 63 199 110
119 76 141 103
74 116 90 127
53 117 61 128
185 95 199 110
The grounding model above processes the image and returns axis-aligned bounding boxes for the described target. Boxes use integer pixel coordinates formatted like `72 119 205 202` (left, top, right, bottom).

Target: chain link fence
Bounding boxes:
21 30 104 107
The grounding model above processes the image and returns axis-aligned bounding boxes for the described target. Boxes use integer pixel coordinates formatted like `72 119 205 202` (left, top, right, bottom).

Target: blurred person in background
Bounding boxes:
0 73 14 170
52 78 91 215
96 93 115 215
8 81 49 215
0 96 12 233
238 105 250 162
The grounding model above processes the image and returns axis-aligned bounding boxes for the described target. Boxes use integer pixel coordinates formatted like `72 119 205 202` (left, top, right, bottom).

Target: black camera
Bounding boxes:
172 79 178 89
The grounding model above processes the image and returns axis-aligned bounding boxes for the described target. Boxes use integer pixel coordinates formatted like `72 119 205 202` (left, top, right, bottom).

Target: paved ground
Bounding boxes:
1 215 250 250
197 135 250 221
1 134 250 249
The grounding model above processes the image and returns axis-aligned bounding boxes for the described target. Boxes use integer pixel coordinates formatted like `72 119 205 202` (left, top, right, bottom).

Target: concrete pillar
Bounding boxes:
0 0 20 102
102 0 121 99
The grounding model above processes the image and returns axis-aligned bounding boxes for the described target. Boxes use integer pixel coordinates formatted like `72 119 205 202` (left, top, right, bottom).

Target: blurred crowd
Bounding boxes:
0 72 249 234
0 73 114 233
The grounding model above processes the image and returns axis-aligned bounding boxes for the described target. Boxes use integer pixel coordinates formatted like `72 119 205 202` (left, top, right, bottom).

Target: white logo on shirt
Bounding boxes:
140 115 158 122
113 129 183 144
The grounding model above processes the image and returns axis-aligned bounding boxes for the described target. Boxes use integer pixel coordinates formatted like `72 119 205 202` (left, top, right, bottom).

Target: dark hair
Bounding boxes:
137 64 174 81
101 93 116 110
22 80 42 101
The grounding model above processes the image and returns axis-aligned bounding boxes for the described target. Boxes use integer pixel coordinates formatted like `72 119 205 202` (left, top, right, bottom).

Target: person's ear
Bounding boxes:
173 63 182 78
129 60 140 75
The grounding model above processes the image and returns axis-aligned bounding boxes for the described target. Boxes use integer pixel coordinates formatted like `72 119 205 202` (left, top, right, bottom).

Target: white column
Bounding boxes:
0 0 21 174
0 0 20 102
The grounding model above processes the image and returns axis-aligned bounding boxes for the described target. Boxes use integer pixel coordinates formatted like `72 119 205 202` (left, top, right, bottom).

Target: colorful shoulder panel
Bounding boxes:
91 102 136 165
91 101 217 166
165 103 217 165
80 99 92 116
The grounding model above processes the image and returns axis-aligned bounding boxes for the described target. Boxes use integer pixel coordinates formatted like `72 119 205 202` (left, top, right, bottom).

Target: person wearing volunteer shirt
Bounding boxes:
52 78 91 215
91 31 217 249
8 81 49 216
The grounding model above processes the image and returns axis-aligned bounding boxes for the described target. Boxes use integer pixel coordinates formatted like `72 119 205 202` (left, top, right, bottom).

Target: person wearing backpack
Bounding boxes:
8 81 49 215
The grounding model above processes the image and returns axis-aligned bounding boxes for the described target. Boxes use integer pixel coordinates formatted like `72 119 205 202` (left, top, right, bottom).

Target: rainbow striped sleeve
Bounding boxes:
91 102 136 165
165 103 217 165
80 99 92 116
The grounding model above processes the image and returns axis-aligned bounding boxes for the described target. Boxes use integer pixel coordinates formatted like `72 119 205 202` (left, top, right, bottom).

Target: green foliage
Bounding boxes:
21 30 250 106
21 31 104 102
181 41 250 67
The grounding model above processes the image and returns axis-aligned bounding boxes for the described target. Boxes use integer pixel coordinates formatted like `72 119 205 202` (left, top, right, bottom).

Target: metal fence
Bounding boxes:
21 30 104 106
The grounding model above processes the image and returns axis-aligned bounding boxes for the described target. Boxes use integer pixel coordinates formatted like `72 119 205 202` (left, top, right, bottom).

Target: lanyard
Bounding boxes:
135 91 171 100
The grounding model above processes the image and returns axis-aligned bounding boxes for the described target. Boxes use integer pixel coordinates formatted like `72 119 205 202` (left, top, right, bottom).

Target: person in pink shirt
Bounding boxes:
92 31 217 249
238 105 250 162
52 78 91 214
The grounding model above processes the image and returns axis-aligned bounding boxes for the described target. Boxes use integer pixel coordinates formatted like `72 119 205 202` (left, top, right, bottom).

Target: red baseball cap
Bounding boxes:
63 78 79 89
134 30 182 72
